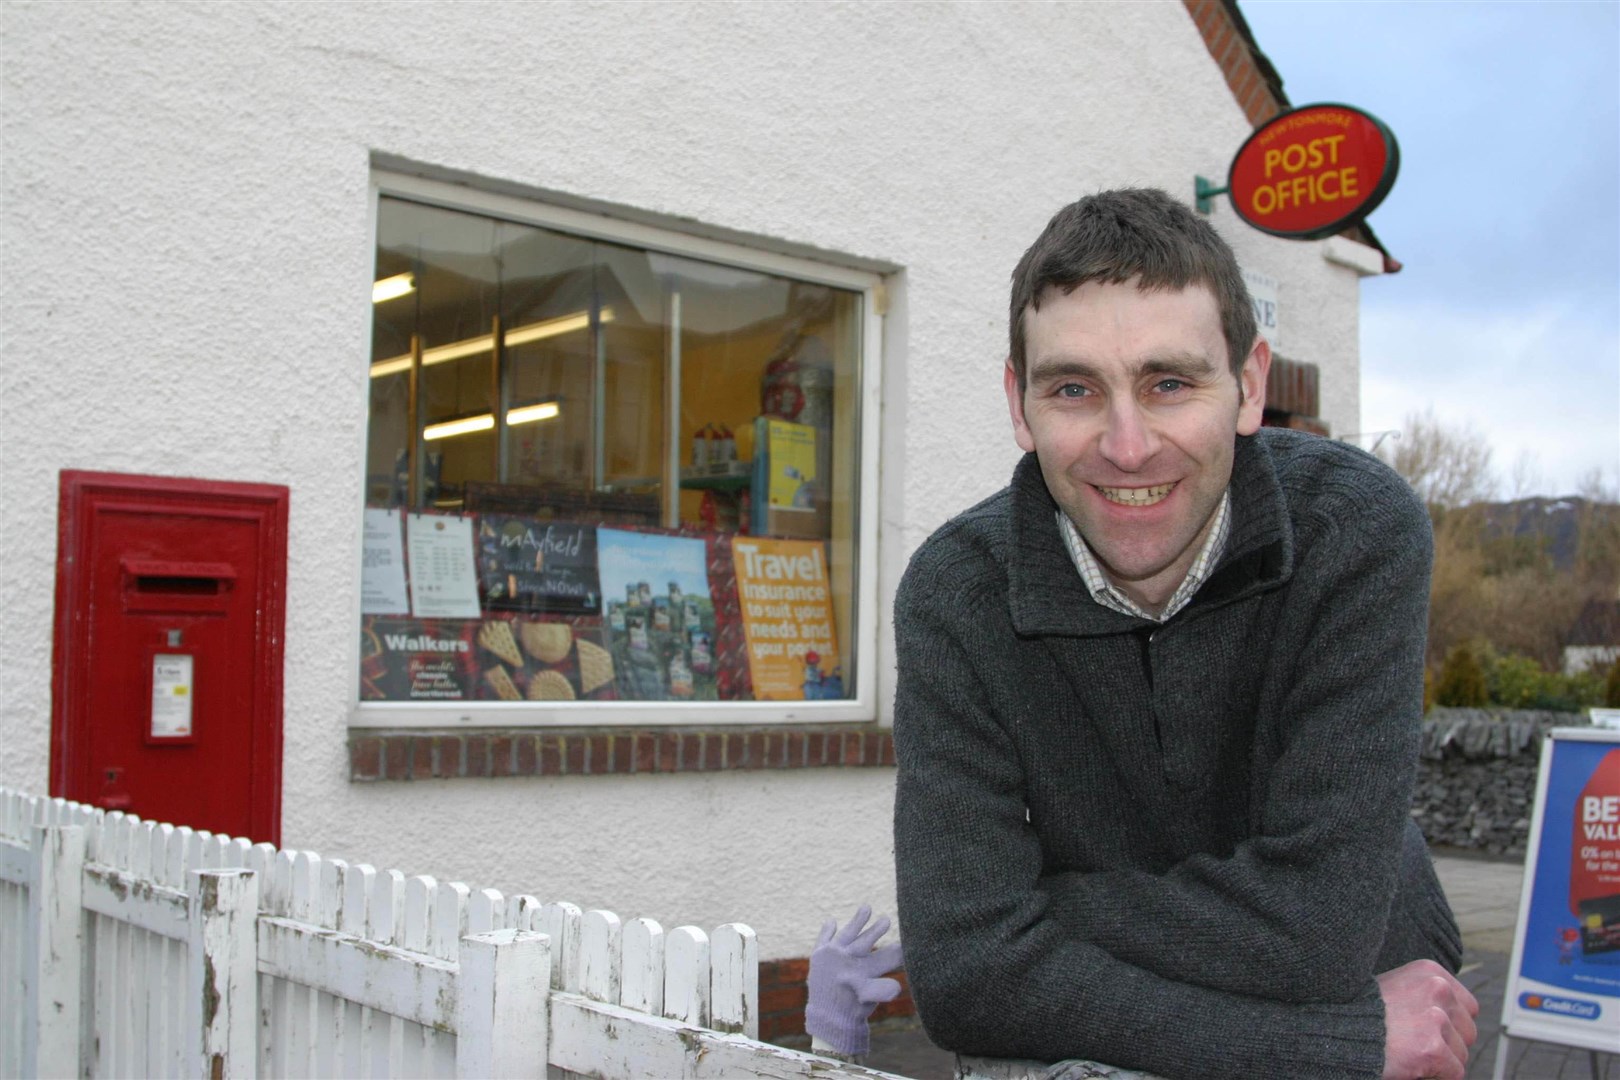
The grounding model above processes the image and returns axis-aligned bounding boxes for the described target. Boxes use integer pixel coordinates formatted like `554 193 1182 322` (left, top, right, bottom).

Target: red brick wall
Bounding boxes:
759 956 919 1044
351 725 895 781
1182 0 1286 128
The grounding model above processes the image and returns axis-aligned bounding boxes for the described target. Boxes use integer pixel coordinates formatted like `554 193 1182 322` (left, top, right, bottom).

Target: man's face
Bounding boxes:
1005 279 1269 613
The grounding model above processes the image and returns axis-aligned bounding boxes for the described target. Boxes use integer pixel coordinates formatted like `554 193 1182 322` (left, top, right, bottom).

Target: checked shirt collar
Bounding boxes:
1055 491 1231 623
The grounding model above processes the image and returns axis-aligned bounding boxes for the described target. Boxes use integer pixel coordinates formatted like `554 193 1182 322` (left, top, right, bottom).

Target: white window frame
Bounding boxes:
350 171 885 728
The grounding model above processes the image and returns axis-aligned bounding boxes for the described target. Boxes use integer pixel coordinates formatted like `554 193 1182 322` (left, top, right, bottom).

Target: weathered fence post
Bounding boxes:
662 926 711 1027
580 909 623 1003
455 929 551 1080
188 868 260 1079
711 923 759 1038
24 822 84 1079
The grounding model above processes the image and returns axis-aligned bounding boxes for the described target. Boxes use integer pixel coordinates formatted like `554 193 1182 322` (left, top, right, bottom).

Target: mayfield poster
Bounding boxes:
476 515 602 614
731 537 841 701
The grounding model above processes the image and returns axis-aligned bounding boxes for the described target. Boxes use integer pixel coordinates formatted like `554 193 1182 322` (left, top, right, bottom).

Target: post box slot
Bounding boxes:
134 575 223 595
120 560 238 612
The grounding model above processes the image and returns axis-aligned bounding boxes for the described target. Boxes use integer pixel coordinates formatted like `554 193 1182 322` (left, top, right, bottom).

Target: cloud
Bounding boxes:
1360 298 1618 498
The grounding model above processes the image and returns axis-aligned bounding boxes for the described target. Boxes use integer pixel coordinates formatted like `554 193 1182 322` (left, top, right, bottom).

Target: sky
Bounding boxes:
1239 0 1619 499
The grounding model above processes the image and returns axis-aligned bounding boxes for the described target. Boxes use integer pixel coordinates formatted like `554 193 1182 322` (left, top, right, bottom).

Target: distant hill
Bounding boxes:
1468 497 1620 572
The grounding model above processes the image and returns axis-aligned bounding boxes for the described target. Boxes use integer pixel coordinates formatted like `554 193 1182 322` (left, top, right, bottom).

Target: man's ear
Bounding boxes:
1005 361 1036 453
1235 336 1271 436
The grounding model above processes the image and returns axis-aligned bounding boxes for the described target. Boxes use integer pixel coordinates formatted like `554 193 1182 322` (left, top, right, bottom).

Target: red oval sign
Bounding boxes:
1227 103 1399 240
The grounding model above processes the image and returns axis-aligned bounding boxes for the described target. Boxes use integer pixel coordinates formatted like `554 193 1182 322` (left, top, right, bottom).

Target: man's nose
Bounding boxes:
1098 399 1159 471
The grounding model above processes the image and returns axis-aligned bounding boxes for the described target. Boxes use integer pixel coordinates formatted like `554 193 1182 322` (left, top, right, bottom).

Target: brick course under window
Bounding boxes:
350 725 896 782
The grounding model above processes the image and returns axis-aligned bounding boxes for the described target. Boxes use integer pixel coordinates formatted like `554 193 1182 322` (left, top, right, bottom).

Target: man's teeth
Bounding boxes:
1097 483 1174 506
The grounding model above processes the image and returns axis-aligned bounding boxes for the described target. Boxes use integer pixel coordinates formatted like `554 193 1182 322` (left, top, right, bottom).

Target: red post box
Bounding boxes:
52 471 288 844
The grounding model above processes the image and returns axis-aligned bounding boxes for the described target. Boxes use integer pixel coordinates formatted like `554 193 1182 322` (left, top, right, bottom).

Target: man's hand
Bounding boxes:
1379 959 1479 1080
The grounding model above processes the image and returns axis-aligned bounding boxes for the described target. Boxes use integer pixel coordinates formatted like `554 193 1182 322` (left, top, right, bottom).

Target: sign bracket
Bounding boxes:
1195 175 1229 215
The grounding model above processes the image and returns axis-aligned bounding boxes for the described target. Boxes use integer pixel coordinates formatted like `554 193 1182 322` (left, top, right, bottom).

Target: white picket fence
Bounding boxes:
0 788 898 1079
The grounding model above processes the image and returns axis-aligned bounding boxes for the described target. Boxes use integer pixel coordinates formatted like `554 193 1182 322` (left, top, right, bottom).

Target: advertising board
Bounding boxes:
1499 727 1620 1058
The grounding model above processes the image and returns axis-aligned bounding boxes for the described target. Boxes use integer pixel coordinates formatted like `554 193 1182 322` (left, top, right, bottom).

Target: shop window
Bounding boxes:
356 176 880 725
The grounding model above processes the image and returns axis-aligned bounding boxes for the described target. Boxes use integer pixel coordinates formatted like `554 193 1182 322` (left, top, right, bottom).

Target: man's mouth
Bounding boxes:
1095 482 1175 507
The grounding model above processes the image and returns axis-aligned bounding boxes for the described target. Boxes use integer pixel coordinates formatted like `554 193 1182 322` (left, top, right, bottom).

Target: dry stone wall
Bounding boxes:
1412 708 1591 857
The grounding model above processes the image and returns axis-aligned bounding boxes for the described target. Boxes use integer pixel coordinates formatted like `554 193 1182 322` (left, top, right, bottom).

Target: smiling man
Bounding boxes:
893 189 1478 1079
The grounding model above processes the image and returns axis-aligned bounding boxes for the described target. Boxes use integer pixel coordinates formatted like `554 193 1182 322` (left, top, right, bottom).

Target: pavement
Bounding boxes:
861 851 1617 1080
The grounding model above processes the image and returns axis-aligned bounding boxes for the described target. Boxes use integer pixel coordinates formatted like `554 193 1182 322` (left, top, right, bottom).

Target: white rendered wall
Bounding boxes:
0 0 1374 960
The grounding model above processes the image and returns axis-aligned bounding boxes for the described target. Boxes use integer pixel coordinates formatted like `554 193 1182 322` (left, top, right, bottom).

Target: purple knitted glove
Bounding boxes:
805 904 905 1057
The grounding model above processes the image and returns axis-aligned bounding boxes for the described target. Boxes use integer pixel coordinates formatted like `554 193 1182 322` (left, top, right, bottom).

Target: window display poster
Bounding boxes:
597 528 717 701
361 508 410 614
1501 728 1620 1054
406 513 483 619
764 418 818 509
477 515 602 614
731 537 841 701
359 617 479 701
471 616 617 702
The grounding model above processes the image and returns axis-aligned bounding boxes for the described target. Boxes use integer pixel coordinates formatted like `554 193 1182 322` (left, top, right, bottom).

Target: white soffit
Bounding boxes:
1322 236 1385 277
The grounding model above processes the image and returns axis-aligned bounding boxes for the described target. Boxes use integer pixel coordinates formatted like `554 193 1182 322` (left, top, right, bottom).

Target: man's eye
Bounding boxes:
1153 379 1187 393
1058 384 1089 398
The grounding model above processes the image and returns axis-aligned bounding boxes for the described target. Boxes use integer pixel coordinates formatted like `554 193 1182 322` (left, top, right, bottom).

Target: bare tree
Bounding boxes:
1576 465 1619 503
1381 407 1496 510
1507 451 1543 501
1393 411 1620 678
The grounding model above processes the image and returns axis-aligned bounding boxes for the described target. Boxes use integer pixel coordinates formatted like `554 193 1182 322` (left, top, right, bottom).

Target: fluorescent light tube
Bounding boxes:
422 413 495 441
422 333 495 366
372 273 415 304
368 307 615 378
507 313 588 345
369 356 413 378
507 402 560 425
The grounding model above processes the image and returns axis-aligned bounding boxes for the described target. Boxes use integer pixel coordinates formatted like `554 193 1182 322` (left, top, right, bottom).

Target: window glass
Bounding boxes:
360 196 864 711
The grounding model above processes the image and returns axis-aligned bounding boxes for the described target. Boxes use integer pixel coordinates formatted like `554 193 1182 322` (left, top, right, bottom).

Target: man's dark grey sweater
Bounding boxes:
893 428 1462 1079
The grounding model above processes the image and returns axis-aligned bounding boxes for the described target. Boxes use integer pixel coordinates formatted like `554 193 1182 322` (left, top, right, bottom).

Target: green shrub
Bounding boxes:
1435 642 1489 707
1606 658 1620 708
1487 651 1545 708
1478 646 1604 712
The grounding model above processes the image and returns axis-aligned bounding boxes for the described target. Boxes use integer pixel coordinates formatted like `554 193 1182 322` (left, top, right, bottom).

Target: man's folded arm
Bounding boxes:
1030 502 1436 1003
893 568 1391 1078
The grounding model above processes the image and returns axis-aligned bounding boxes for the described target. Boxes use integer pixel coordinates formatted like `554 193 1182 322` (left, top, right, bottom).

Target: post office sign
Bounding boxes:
1227 103 1399 240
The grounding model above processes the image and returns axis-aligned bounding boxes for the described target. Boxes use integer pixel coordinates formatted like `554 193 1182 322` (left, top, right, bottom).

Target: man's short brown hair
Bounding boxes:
1008 188 1258 388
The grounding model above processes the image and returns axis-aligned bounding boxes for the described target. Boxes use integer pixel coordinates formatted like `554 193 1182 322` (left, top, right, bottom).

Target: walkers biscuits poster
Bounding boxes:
732 537 841 700
1503 729 1620 1053
359 617 479 701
